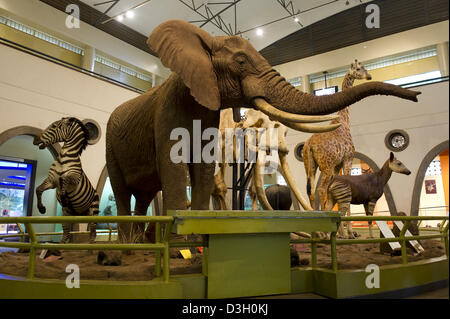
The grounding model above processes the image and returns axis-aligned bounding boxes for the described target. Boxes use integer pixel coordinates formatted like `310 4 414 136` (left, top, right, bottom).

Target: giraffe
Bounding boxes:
303 59 372 211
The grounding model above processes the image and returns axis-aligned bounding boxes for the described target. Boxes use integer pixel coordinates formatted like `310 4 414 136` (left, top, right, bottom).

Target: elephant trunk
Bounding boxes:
251 69 421 116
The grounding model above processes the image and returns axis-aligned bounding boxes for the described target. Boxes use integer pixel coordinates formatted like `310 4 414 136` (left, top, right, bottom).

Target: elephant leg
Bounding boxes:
160 163 188 215
106 153 132 243
133 193 155 243
189 163 215 210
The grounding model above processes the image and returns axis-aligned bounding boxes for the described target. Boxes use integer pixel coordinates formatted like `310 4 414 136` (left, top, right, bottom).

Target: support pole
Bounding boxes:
330 232 337 272
25 223 37 280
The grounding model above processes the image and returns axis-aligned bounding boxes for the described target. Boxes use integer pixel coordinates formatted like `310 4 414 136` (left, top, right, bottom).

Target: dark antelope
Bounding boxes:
327 152 411 238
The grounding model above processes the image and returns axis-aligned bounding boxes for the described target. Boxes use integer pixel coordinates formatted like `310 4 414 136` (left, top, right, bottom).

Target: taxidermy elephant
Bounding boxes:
106 20 420 242
265 184 292 210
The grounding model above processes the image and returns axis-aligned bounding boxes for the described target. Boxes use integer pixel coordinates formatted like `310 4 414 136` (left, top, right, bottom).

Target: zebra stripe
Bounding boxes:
37 118 99 244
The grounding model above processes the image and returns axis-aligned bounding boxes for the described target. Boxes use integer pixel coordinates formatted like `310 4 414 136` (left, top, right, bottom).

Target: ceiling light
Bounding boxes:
294 17 299 22
126 10 135 18
116 14 124 22
256 28 263 36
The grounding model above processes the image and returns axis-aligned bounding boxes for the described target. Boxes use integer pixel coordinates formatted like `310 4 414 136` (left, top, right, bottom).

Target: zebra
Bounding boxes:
33 117 100 244
327 152 411 239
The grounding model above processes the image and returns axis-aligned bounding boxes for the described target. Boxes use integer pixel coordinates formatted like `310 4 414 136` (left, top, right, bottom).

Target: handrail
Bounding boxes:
0 36 146 94
290 215 449 271
0 216 174 281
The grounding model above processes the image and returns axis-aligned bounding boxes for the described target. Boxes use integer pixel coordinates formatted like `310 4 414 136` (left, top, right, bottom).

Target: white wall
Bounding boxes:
0 0 170 78
274 21 449 80
284 80 449 216
0 42 140 185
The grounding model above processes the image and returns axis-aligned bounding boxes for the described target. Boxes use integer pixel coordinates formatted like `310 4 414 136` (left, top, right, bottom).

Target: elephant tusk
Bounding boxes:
253 98 338 123
280 120 341 133
279 153 313 211
252 157 273 210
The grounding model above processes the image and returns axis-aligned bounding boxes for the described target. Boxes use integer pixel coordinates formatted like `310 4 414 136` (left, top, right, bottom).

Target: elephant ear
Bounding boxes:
147 20 220 110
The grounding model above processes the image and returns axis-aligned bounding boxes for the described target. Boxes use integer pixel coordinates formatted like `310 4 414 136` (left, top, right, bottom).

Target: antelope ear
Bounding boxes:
147 20 220 111
389 152 394 161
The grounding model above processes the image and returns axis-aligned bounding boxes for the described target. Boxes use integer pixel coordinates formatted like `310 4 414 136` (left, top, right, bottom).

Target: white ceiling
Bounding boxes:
80 0 373 51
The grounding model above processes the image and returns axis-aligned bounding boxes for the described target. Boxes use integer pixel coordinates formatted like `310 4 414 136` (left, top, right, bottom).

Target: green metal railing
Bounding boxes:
0 215 448 281
291 215 449 272
0 216 177 281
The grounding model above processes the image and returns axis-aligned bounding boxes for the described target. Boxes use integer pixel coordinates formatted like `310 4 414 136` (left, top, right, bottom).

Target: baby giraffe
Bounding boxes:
327 152 411 239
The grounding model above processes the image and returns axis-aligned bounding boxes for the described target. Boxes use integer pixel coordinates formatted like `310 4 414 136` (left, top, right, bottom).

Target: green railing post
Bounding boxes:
155 222 161 278
442 221 449 258
16 223 25 244
311 232 317 269
399 220 411 264
25 223 37 280
330 232 338 272
107 223 112 242
162 221 173 282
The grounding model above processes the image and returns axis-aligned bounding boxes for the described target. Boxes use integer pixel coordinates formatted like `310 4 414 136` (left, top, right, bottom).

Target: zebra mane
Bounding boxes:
67 117 90 155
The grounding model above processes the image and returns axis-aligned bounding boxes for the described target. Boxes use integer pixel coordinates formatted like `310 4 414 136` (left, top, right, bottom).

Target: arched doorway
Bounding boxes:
0 126 61 244
410 141 449 226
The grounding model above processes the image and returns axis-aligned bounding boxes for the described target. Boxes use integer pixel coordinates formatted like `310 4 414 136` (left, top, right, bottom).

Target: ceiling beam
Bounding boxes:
181 0 240 35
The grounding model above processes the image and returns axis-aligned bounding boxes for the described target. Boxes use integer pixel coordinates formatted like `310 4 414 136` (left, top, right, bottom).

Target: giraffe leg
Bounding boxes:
317 171 333 211
303 144 318 209
342 157 353 176
364 202 376 238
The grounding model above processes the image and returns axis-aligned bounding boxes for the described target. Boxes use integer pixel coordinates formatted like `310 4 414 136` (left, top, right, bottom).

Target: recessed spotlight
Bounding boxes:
294 17 299 22
116 14 124 22
256 28 263 36
126 10 135 18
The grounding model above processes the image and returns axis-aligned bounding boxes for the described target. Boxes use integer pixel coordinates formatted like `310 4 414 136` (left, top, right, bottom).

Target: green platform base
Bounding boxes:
1 256 447 299
0 275 183 299
0 211 447 299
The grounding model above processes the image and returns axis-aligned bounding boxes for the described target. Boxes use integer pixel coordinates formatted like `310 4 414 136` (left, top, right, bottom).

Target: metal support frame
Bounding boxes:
180 0 241 35
231 162 255 210
93 0 120 26
276 0 303 27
